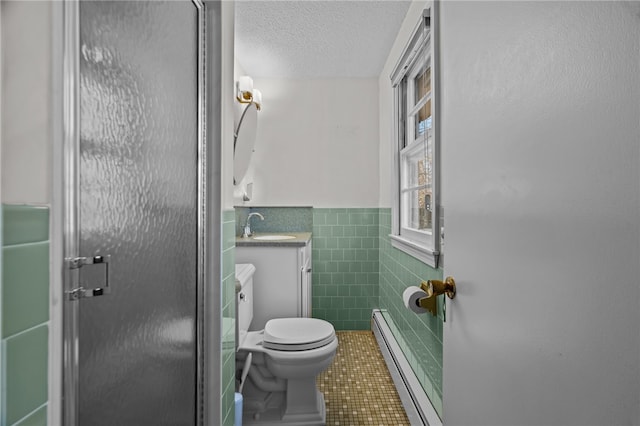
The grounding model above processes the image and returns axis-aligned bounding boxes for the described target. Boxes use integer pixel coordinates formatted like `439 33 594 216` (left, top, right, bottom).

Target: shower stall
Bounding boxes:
60 1 221 425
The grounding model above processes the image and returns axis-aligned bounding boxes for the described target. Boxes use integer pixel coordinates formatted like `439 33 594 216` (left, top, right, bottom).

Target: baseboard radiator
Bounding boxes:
371 309 442 426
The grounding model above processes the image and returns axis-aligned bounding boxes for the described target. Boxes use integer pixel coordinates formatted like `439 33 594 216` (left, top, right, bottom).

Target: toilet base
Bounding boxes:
238 351 327 426
242 389 326 426
236 329 337 426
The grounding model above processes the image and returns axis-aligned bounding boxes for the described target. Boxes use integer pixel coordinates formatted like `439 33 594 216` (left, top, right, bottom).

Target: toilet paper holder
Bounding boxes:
416 277 457 316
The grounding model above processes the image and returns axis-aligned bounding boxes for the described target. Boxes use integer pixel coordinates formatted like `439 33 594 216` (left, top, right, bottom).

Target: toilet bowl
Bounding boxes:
235 264 338 425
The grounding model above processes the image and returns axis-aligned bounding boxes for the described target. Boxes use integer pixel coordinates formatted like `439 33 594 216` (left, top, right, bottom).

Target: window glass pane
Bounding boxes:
414 66 431 103
414 65 432 138
404 152 431 189
415 98 432 137
403 131 433 188
402 189 432 232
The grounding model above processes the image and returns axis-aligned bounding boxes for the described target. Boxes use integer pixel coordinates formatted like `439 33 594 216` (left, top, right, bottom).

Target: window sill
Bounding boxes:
389 234 440 269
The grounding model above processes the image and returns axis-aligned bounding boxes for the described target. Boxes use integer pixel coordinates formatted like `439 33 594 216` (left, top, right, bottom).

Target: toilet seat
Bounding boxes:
263 318 336 351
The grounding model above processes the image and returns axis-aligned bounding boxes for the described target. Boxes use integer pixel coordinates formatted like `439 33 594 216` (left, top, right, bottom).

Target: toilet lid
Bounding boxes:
263 318 336 351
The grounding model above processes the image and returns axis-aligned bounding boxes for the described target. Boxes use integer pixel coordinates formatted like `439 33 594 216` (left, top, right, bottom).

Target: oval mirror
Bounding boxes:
234 102 258 185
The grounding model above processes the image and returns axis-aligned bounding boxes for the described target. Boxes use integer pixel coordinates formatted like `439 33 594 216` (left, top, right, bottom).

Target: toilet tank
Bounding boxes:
235 263 255 347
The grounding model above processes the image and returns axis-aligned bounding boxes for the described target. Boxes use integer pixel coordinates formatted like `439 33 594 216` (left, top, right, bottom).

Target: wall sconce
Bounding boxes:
236 76 262 110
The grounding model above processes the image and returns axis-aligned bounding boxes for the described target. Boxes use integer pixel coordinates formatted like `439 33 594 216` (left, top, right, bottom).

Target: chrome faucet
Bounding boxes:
243 212 264 238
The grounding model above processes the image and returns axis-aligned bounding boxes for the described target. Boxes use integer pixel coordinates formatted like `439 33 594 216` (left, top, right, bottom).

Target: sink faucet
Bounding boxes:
243 212 264 238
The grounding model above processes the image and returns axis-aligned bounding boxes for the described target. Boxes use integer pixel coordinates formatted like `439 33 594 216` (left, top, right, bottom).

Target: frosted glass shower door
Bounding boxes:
64 2 203 425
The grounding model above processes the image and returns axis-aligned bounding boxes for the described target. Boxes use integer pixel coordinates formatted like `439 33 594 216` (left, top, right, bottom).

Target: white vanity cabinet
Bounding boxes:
236 235 312 331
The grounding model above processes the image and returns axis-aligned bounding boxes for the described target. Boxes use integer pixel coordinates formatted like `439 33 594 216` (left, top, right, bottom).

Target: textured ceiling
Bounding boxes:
234 1 412 78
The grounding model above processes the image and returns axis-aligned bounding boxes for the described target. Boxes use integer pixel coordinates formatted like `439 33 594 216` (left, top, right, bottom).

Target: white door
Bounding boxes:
440 2 640 425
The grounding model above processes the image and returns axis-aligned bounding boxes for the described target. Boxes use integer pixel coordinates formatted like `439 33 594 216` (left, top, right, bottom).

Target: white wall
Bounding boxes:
378 1 427 208
235 78 380 208
1 0 52 204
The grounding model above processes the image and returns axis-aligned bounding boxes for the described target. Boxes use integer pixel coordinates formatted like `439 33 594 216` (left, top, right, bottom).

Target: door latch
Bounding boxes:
65 255 111 300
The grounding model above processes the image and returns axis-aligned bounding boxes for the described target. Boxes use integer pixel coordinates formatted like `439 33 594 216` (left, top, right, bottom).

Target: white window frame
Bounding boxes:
390 4 442 268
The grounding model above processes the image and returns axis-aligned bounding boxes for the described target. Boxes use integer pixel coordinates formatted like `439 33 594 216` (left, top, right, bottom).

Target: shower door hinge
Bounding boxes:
65 255 111 300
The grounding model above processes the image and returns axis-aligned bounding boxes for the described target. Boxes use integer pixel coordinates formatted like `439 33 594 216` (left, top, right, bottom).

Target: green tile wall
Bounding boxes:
312 208 379 330
1 204 50 426
13 405 47 426
2 205 49 247
221 210 236 426
4 325 48 425
235 206 312 235
378 208 444 416
2 243 49 337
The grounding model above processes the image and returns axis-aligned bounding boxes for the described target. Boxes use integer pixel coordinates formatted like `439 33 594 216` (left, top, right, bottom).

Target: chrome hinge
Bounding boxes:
66 286 109 300
65 255 111 301
67 255 109 269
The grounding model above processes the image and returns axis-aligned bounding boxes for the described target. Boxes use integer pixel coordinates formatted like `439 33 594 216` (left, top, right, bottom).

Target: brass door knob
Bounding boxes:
421 276 456 299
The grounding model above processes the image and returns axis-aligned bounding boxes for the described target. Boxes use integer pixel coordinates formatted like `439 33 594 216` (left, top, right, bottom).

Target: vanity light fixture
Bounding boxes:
236 76 262 110
237 76 253 101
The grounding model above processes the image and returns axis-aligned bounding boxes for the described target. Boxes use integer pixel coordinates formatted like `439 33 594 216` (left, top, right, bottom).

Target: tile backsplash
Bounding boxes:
235 206 312 235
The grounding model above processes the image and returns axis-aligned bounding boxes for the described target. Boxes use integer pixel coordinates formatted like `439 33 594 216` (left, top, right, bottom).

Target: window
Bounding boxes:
390 6 442 268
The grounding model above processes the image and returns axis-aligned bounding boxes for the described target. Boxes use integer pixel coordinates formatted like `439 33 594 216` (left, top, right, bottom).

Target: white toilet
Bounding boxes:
235 263 338 425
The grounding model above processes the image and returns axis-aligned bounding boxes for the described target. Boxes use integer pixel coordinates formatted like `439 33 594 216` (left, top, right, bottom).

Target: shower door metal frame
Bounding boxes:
61 1 208 425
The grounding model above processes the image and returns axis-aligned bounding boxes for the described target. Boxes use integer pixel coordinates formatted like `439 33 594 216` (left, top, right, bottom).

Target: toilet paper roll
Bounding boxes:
403 286 429 314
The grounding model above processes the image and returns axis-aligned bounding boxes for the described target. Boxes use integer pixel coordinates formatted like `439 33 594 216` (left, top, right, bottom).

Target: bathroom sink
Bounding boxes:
253 235 296 241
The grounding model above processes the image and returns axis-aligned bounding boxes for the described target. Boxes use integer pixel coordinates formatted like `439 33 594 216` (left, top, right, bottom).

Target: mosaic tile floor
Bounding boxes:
317 331 411 426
